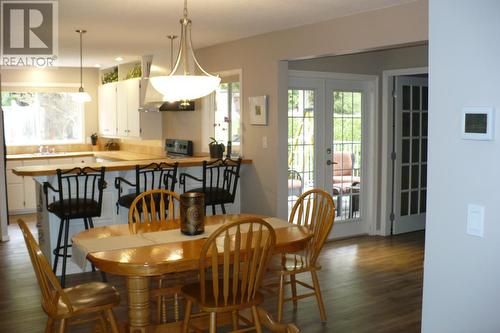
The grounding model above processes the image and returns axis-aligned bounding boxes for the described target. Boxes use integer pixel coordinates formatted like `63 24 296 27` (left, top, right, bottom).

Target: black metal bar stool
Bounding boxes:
180 158 242 215
43 166 106 287
114 162 178 213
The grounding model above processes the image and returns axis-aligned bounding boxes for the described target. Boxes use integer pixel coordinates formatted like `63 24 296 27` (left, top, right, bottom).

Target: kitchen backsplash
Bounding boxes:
6 144 94 155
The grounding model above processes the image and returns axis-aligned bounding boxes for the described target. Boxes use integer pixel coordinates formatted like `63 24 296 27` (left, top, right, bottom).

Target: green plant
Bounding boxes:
126 63 142 79
209 137 219 145
101 67 118 84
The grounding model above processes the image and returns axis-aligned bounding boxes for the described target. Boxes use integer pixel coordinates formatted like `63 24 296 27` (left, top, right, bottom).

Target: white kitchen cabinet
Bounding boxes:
116 79 141 138
7 183 25 211
7 159 49 213
126 79 141 137
98 82 118 136
98 78 162 139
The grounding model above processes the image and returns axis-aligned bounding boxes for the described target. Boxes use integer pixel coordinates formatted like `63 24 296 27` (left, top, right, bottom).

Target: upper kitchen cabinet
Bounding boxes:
99 78 162 139
117 79 141 137
98 82 118 136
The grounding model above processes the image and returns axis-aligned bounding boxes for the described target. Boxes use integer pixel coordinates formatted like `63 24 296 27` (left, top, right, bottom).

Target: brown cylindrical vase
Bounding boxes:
180 192 205 235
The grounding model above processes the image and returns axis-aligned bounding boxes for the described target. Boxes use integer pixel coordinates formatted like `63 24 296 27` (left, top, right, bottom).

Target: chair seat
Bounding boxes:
56 282 120 318
268 253 319 274
181 280 264 312
188 188 233 205
48 199 100 219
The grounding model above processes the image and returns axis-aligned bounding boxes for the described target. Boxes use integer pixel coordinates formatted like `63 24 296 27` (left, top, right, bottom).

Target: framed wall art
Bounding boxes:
249 95 268 125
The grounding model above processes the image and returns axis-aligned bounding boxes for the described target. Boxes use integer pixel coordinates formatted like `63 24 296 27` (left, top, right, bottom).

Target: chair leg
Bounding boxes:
290 274 298 309
57 318 66 333
220 204 226 214
251 306 263 333
277 273 285 322
311 270 327 322
83 217 89 230
209 312 217 333
99 312 109 333
45 317 54 333
182 299 192 333
211 204 216 215
52 218 64 273
105 308 120 333
231 310 239 330
61 219 70 288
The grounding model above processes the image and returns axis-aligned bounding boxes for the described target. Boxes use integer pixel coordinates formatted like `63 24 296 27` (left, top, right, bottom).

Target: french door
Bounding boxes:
288 73 376 238
392 76 428 234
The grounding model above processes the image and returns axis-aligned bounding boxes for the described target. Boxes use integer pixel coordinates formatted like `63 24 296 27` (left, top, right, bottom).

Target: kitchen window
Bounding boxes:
1 92 84 145
213 82 241 156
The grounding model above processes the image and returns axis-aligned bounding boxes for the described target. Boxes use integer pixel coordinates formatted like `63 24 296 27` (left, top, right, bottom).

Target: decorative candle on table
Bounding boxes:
180 192 205 235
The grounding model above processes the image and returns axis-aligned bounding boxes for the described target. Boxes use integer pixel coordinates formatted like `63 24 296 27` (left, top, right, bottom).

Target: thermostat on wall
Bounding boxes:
462 107 494 140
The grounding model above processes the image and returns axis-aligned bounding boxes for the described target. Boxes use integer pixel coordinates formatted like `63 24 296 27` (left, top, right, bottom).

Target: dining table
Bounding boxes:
72 213 311 333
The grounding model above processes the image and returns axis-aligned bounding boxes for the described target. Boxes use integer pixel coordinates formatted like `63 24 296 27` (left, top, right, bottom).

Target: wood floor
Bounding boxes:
0 215 424 333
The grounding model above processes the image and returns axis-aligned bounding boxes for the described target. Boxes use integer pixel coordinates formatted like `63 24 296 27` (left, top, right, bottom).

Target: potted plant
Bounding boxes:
208 137 225 159
90 133 98 146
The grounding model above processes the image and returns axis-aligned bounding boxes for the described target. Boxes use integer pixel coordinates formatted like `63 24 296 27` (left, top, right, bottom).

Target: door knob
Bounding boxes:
326 160 333 165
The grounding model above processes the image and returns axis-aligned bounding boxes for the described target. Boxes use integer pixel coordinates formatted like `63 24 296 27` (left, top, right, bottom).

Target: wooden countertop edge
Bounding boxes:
13 157 253 176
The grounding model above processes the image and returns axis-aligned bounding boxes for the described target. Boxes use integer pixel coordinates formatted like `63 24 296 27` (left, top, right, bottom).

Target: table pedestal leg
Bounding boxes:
127 276 150 333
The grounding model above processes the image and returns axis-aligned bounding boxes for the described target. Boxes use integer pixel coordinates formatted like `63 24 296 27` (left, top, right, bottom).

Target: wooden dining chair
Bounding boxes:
269 189 335 322
181 217 277 333
128 188 181 233
18 219 120 333
128 188 190 323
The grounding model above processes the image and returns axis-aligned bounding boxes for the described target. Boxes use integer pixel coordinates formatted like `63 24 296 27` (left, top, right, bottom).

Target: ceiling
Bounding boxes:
56 0 416 67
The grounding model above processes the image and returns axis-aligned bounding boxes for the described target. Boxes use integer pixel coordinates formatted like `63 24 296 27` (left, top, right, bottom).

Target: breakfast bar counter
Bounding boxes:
13 155 252 274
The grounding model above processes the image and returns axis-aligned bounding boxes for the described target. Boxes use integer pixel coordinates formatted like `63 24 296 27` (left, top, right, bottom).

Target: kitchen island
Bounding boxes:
13 155 251 274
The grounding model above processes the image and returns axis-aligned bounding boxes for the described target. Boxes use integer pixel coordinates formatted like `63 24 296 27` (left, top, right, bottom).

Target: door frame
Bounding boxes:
287 70 379 238
380 67 428 236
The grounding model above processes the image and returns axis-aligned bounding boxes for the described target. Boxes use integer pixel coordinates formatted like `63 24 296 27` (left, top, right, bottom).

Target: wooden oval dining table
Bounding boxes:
72 213 311 333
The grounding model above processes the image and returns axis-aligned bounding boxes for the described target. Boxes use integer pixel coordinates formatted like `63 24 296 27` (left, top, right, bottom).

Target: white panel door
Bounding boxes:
126 79 141 138
98 83 117 136
392 76 428 234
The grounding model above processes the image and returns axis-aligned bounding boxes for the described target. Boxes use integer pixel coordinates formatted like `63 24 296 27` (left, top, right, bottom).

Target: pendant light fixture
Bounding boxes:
150 0 221 102
73 29 91 103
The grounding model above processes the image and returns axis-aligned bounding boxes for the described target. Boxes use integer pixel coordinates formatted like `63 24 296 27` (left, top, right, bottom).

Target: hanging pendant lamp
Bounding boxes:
150 0 220 102
74 29 91 103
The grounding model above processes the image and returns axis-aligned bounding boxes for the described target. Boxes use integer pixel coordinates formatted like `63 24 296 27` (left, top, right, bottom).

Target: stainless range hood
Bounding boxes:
139 54 195 112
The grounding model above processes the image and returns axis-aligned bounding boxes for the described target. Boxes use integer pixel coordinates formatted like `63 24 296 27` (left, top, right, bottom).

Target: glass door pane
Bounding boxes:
331 91 362 221
288 89 315 217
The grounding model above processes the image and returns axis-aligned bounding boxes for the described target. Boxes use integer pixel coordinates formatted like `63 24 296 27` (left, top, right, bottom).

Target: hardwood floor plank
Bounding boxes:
0 215 424 332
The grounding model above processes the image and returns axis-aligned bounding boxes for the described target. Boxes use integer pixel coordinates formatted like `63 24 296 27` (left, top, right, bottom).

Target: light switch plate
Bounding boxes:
466 204 485 237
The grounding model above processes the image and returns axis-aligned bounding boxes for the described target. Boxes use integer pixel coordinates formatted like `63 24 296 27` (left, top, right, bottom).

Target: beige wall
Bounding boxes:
193 0 428 217
1 66 100 145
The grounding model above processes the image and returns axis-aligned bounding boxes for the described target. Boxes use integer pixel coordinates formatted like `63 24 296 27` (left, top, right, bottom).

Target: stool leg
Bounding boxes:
88 217 95 228
83 217 89 230
61 219 70 288
220 204 226 214
211 205 216 215
52 218 64 273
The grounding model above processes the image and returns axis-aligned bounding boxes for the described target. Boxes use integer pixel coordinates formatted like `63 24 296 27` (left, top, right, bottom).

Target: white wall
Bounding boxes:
422 1 500 331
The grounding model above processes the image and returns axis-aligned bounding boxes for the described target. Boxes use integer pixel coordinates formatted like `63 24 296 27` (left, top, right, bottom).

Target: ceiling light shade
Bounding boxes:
75 29 91 103
150 0 220 102
151 75 220 102
73 88 92 103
